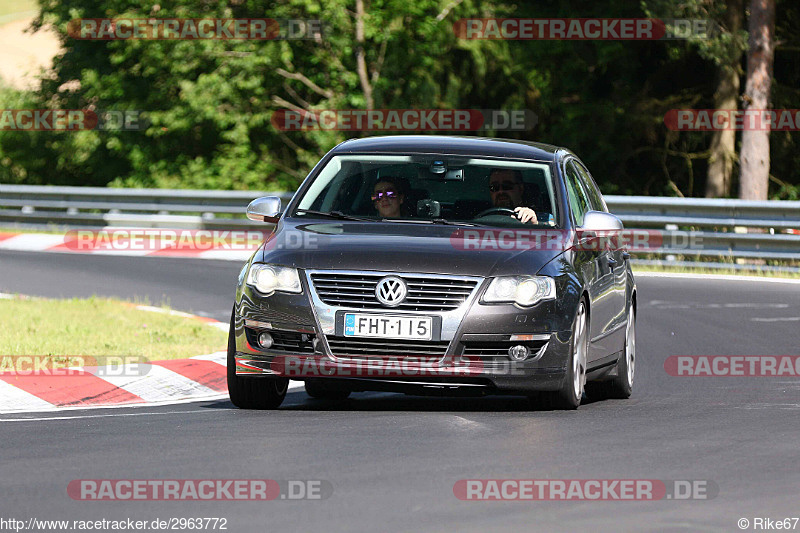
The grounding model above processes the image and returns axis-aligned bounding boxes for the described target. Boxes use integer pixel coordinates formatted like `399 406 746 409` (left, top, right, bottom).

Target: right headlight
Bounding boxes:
482 276 556 307
246 264 302 296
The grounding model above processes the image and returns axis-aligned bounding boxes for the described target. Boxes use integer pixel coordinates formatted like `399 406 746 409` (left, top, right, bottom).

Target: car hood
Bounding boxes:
256 220 568 277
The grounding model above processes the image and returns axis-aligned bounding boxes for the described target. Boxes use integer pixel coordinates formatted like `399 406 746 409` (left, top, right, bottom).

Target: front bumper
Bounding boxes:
232 269 578 395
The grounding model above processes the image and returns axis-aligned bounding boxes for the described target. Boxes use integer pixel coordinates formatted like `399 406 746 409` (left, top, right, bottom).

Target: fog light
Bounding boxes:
508 345 530 361
258 332 274 349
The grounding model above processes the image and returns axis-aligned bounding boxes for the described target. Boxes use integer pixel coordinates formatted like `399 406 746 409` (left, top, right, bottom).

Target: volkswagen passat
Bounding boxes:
228 136 636 410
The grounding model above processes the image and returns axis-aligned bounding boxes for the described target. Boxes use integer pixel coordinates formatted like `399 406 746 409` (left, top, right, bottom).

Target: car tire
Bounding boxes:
589 303 635 400
304 379 352 400
531 299 588 410
227 312 288 409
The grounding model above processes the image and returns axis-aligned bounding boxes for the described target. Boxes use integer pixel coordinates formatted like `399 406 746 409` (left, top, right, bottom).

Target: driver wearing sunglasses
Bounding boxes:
488 169 538 224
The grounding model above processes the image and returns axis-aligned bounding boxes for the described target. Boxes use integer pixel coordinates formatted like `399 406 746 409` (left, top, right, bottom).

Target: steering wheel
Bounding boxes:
474 207 517 219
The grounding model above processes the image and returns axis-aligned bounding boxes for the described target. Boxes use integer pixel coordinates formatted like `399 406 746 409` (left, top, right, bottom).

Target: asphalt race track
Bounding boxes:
2 250 799 532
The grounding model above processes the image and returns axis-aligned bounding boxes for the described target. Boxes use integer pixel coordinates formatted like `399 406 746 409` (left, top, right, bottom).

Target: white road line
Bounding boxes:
635 271 800 285
723 303 790 308
649 302 790 309
0 385 308 418
95 364 220 403
0 380 55 411
0 409 213 422
736 404 800 410
751 317 800 322
0 392 230 415
135 305 199 318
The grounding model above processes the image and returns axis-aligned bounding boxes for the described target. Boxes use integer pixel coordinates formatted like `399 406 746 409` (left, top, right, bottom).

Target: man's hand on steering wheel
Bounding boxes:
513 207 538 224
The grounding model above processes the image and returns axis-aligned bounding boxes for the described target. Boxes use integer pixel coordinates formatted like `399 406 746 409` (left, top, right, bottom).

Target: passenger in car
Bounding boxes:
372 177 408 218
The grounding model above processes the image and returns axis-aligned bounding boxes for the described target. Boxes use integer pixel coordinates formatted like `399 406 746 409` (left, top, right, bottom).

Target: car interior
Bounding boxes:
305 160 556 223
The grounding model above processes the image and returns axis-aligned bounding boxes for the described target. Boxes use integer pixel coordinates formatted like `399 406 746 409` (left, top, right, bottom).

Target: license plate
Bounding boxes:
344 313 433 340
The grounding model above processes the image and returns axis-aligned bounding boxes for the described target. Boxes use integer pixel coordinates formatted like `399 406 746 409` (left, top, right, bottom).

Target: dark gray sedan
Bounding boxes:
228 135 636 410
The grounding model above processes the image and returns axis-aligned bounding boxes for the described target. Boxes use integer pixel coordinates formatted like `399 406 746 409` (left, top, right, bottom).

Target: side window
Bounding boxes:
563 161 591 226
573 161 606 212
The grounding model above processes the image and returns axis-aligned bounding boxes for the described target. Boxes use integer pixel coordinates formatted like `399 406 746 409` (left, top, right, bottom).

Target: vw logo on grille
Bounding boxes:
375 276 407 307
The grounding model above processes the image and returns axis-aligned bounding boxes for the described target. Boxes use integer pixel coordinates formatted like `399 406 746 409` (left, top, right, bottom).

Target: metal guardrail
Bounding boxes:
0 185 290 230
604 195 800 264
605 195 800 230
1 184 798 266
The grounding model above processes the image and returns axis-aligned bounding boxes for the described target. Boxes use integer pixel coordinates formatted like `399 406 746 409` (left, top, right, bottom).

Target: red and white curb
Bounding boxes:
0 298 302 414
0 351 230 414
0 231 252 261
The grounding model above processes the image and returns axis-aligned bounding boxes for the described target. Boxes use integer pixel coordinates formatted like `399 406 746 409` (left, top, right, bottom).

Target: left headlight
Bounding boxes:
246 264 302 295
482 276 556 307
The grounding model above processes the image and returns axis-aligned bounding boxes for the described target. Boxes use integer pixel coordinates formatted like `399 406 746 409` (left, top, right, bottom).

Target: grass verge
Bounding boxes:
0 225 70 235
0 0 37 26
0 295 228 359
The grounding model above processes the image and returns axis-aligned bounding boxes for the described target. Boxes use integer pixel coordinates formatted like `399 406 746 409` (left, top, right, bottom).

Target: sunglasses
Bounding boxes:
489 181 518 193
371 191 399 201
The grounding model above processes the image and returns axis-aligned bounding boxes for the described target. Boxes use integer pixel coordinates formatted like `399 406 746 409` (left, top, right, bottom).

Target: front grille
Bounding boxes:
326 336 450 362
310 272 478 312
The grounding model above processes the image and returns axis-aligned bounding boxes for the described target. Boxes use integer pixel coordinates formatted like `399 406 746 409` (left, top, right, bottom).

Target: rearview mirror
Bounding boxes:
246 196 282 223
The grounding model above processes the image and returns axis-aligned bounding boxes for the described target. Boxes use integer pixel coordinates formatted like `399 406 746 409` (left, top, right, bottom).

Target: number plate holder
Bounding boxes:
335 312 442 341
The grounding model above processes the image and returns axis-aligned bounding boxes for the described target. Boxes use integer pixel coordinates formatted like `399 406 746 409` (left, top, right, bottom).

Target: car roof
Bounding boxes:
330 135 564 162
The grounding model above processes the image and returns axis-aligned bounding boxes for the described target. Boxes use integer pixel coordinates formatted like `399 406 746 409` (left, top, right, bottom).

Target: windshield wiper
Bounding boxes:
293 209 374 222
379 218 477 226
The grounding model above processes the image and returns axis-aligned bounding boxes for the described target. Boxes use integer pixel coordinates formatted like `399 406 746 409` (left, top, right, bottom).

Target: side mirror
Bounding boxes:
581 210 624 231
246 196 282 223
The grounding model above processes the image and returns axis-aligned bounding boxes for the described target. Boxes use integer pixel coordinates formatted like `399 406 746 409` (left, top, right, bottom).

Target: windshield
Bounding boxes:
293 154 559 227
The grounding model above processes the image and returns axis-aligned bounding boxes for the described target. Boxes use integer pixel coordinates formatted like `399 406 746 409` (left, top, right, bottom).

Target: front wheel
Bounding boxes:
531 300 587 410
227 313 288 409
590 303 635 400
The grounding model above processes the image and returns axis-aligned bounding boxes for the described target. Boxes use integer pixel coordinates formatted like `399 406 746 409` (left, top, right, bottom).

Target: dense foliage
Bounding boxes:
0 0 797 197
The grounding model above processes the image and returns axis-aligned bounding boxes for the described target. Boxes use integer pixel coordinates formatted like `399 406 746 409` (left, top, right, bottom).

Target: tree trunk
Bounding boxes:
706 67 740 197
738 0 775 200
705 0 742 198
355 0 374 110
